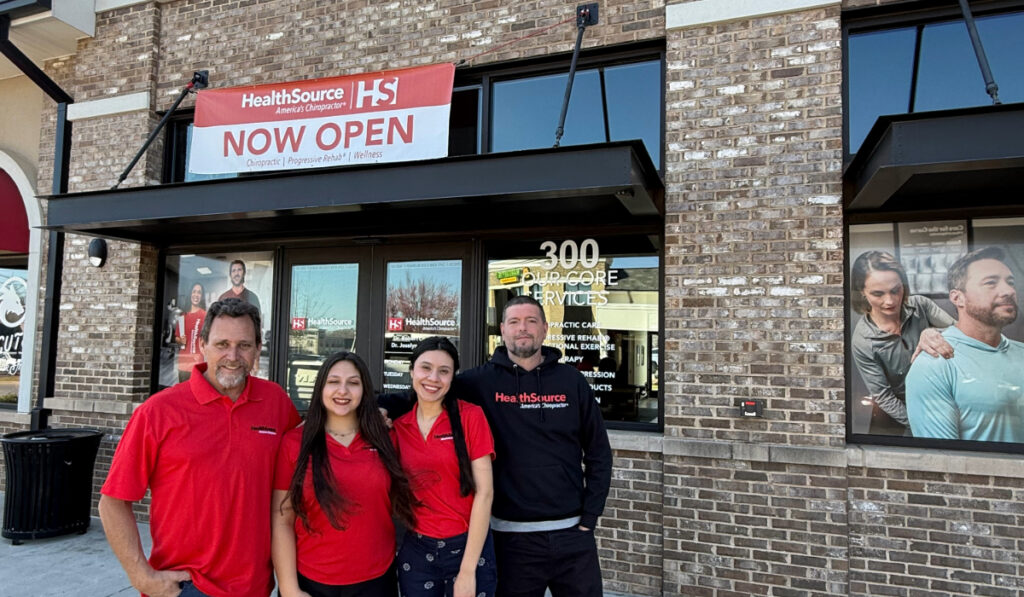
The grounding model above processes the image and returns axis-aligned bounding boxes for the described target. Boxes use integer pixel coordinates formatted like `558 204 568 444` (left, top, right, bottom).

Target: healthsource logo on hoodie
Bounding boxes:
494 391 568 408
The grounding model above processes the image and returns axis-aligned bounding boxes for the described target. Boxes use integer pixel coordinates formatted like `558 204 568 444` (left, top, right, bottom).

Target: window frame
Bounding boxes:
841 0 1024 161
456 41 666 171
844 209 1024 455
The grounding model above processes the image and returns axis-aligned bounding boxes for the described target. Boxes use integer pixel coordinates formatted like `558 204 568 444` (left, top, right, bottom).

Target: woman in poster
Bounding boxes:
174 282 206 382
850 251 955 435
272 352 416 597
393 337 497 597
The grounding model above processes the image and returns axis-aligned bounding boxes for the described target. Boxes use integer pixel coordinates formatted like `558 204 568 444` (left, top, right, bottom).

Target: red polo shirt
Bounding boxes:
102 365 300 597
274 428 396 585
394 400 494 539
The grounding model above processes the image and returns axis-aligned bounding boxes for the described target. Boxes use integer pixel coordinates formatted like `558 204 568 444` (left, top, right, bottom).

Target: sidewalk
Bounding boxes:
0 492 629 597
0 493 149 597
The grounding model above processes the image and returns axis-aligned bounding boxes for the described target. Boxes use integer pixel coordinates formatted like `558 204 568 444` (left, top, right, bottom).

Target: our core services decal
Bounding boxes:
189 63 454 174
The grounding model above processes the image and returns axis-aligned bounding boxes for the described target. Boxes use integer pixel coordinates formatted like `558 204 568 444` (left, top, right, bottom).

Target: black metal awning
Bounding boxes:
844 103 1024 213
44 141 663 245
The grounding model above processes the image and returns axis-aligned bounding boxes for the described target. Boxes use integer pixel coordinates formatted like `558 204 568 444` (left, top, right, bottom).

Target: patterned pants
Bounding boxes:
397 530 497 597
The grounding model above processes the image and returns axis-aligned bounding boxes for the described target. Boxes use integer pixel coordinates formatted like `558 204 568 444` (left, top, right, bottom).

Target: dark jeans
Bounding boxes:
397 531 497 597
492 527 602 597
178 581 212 597
294 562 398 597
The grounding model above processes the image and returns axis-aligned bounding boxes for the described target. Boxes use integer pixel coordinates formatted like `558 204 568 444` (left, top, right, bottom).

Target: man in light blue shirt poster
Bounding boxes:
907 247 1023 443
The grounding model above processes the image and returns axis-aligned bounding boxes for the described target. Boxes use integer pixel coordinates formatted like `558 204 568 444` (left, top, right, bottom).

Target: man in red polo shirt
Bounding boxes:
99 299 300 597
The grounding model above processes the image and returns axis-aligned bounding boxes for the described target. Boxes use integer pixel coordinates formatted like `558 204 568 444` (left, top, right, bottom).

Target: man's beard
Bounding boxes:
215 365 248 390
508 343 540 359
966 298 1018 328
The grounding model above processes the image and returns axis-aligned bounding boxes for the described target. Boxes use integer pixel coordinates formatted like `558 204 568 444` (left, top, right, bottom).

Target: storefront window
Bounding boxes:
0 267 27 406
491 59 662 168
159 252 274 389
383 259 463 392
488 240 660 425
847 8 1024 154
848 218 1024 448
286 263 360 407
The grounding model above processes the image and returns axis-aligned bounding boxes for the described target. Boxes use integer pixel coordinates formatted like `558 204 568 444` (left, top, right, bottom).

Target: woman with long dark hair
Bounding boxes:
272 351 416 597
174 282 206 382
851 250 954 434
393 337 496 597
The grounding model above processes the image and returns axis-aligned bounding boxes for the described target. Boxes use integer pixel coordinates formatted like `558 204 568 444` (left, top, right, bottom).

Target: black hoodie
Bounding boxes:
453 346 612 530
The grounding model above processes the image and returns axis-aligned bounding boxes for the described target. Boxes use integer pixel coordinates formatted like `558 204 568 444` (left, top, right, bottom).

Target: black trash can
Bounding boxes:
2 428 104 544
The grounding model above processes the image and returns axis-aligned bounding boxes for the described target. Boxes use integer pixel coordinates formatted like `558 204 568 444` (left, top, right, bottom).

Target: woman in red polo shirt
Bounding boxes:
174 282 206 382
272 351 416 597
394 336 496 597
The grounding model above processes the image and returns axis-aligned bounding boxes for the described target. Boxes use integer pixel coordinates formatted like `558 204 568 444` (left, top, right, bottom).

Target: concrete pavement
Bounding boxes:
0 493 149 597
0 492 629 597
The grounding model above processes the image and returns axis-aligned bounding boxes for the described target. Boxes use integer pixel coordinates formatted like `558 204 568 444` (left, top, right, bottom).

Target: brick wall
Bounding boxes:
847 449 1024 597
666 454 848 595
154 0 664 112
662 2 848 593
604 440 666 596
11 0 1024 595
664 4 845 447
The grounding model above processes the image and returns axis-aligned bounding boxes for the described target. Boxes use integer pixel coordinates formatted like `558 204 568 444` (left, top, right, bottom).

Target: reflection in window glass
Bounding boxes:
916 20 993 112
492 70 605 153
487 245 659 424
915 12 1024 112
847 28 916 154
848 10 1024 154
0 267 28 406
383 260 462 392
287 263 360 408
449 86 482 156
491 59 663 168
605 60 662 168
159 252 274 390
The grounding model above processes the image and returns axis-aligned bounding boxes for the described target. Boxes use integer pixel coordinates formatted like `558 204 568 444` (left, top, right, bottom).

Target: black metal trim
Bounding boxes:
848 432 1024 455
0 15 72 104
840 0 1024 161
843 103 1024 211
46 141 664 245
842 0 1024 33
149 246 168 395
0 0 50 19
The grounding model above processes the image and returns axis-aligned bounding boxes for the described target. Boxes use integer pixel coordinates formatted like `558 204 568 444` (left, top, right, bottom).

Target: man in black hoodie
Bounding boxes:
379 295 612 595
456 295 612 597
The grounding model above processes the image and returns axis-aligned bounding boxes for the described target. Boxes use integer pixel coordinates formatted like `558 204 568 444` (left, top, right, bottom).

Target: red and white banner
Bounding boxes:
189 63 454 174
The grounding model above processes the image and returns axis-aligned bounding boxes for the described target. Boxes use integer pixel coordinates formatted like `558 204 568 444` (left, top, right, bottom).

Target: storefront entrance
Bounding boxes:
279 242 478 407
51 141 665 429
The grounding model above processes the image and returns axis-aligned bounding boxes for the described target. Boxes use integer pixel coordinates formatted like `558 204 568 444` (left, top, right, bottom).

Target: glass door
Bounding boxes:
280 248 370 409
280 242 479 410
381 258 464 392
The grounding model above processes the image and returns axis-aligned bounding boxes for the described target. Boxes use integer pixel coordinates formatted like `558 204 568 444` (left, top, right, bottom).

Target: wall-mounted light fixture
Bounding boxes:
88 238 107 267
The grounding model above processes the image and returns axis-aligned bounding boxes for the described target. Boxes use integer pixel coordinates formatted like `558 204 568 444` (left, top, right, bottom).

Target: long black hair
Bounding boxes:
285 351 416 532
410 336 475 497
189 282 207 311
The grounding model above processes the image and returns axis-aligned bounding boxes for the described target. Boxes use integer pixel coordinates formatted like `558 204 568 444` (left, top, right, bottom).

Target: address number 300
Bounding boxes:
539 239 600 270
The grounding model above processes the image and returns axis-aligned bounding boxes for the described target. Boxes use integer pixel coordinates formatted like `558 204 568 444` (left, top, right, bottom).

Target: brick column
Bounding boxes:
664 1 847 593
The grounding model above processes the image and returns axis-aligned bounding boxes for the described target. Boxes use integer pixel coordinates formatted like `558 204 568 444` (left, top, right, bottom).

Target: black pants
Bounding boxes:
493 527 602 597
295 563 399 597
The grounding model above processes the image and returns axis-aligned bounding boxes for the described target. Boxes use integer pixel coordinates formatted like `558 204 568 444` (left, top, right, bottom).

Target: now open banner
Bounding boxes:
189 63 454 174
